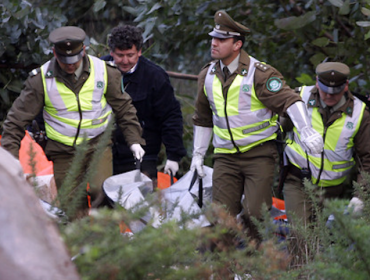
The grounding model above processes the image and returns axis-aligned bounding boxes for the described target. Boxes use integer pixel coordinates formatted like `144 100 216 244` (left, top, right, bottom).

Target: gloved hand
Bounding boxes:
299 126 324 154
129 144 145 162
190 125 213 178
164 160 179 176
348 197 364 214
190 153 205 178
286 101 323 154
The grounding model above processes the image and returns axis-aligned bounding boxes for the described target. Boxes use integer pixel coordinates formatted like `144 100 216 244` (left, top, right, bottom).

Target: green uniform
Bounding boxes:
283 86 370 222
193 50 302 226
1 55 144 209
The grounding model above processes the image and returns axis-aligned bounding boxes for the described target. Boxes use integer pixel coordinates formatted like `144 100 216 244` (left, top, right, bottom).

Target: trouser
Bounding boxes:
51 146 113 213
283 171 345 224
113 159 158 189
212 141 278 239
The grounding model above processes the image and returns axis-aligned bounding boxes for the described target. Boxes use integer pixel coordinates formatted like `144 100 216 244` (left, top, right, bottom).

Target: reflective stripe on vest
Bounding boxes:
41 55 112 146
285 85 365 187
204 56 278 154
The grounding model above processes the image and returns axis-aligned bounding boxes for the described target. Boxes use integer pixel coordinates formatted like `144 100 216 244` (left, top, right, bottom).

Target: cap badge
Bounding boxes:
266 77 282 92
67 42 71 46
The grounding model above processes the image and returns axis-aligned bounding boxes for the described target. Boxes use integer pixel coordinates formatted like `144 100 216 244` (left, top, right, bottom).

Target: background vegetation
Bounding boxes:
2 0 370 278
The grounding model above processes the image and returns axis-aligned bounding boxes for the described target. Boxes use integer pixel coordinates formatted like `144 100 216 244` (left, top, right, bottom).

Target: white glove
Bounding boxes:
286 101 323 154
348 197 364 214
190 153 205 178
190 125 213 178
164 160 179 176
129 144 145 162
300 126 324 154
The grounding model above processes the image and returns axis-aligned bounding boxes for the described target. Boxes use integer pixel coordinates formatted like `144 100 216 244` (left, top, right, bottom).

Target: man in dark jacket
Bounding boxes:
101 25 186 188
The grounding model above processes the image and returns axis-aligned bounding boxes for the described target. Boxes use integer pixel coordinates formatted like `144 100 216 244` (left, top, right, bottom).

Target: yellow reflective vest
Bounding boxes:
204 56 278 154
41 55 112 146
285 85 366 187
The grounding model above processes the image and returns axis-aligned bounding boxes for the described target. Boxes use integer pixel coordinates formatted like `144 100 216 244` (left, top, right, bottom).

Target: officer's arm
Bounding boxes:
1 72 44 158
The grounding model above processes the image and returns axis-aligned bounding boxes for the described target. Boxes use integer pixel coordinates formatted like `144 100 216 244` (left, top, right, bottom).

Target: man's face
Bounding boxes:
316 79 348 107
110 45 142 73
211 37 241 65
53 46 85 74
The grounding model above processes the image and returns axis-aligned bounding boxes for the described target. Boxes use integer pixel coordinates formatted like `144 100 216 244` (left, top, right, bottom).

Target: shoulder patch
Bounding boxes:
29 68 41 77
266 77 283 92
105 61 117 68
255 62 270 72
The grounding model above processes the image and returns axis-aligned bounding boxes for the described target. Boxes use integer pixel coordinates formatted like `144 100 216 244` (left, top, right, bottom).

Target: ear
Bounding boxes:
52 47 57 58
233 40 242 51
344 80 349 92
315 76 320 89
82 45 86 57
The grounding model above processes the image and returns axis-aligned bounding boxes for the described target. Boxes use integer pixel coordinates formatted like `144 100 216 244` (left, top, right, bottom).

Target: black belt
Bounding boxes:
289 163 312 181
289 164 303 179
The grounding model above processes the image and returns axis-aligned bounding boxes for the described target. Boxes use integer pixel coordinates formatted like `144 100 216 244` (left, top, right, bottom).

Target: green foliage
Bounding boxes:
0 0 68 131
64 209 212 280
61 199 294 280
19 126 369 279
303 199 370 279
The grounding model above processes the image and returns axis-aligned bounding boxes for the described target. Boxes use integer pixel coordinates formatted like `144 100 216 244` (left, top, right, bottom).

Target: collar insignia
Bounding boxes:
241 69 248 75
308 99 316 106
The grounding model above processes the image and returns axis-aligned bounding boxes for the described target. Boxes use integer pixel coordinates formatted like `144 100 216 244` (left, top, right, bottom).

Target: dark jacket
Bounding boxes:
100 55 186 164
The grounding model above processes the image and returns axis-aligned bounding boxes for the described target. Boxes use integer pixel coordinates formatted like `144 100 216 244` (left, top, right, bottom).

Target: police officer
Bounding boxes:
190 10 323 240
283 62 370 223
1 26 145 215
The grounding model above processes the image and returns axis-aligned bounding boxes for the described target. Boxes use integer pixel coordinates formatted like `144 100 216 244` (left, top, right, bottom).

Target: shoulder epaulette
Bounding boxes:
201 61 213 70
255 62 270 72
105 61 117 68
29 68 41 77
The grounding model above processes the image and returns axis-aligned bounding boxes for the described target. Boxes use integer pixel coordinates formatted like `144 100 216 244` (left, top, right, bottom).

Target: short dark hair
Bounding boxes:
233 35 245 46
108 25 143 52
